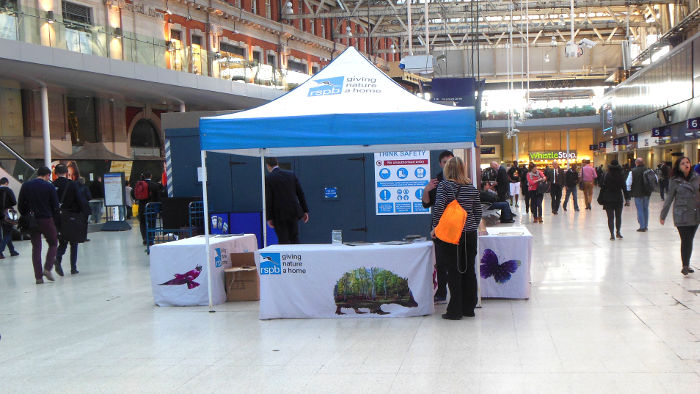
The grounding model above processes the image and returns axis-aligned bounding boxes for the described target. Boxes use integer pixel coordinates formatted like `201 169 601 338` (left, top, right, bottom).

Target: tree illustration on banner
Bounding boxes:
334 267 417 315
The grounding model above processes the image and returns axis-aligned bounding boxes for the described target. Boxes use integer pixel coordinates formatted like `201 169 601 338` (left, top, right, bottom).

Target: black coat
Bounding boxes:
265 168 309 223
599 164 625 207
565 168 579 188
496 166 509 201
54 177 89 214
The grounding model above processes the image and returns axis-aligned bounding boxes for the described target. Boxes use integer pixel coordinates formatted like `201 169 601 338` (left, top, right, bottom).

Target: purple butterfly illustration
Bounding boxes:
160 265 203 289
480 249 520 283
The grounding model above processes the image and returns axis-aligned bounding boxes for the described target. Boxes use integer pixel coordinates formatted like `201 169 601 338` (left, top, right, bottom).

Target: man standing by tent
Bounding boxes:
265 157 309 244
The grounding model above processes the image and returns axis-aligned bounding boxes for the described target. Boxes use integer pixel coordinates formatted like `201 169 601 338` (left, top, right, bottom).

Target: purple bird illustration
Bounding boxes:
480 249 520 283
160 265 203 289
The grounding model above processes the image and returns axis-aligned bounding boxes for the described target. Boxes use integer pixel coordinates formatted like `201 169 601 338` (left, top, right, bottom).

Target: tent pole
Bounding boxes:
261 153 267 248
470 145 477 188
201 150 214 312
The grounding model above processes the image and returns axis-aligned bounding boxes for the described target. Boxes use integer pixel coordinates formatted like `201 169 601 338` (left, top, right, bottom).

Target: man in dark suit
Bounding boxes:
491 161 510 202
265 157 309 244
546 161 566 214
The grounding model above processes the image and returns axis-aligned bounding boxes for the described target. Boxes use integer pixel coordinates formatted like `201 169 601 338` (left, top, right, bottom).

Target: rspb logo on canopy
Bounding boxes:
308 77 344 97
259 253 281 275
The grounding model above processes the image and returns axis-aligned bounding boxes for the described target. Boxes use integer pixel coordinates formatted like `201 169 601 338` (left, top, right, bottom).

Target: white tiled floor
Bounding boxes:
2 192 700 393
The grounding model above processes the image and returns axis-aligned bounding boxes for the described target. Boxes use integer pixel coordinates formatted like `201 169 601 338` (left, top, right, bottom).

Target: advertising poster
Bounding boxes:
109 161 133 181
103 172 125 206
374 151 430 216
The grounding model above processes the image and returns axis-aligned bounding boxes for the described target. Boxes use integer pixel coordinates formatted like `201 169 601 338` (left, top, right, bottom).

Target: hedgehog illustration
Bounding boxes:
333 267 417 315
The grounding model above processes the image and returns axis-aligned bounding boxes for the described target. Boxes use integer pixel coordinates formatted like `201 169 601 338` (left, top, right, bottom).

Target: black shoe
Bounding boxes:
85 239 91 242
636 228 647 232
441 313 462 320
574 208 580 212
616 233 623 239
610 236 615 241
501 219 515 224
682 266 691 275
563 207 567 211
463 311 475 317
687 267 695 273
10 251 19 257
55 264 64 277
71 269 79 275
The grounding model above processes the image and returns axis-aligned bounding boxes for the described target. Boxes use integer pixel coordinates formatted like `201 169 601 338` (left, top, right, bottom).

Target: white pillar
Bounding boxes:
424 0 429 55
261 153 267 247
200 150 214 311
407 0 413 55
179 102 186 112
40 85 51 168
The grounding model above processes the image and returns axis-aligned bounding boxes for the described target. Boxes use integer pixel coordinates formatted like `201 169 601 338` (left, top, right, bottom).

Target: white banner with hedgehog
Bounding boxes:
256 242 436 319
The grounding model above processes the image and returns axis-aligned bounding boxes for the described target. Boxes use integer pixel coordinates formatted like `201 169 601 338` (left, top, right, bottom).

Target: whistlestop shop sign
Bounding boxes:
374 151 431 216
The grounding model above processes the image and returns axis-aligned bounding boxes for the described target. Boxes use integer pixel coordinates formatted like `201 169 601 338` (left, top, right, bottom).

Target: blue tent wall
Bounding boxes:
167 126 448 243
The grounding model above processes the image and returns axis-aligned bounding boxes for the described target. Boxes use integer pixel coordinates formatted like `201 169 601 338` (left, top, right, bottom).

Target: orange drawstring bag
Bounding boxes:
434 186 467 245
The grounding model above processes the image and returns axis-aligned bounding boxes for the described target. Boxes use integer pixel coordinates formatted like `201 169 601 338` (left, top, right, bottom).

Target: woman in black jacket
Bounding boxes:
599 160 625 240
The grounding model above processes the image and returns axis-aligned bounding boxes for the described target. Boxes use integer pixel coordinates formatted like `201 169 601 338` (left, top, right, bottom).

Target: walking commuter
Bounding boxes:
422 150 454 304
660 157 700 276
53 164 89 276
519 163 530 214
507 161 521 207
599 160 625 241
546 161 565 214
581 160 598 209
626 158 652 232
135 172 162 245
18 166 59 284
622 163 632 206
125 182 133 219
0 178 19 259
658 162 671 201
431 157 482 320
526 163 547 223
563 164 580 211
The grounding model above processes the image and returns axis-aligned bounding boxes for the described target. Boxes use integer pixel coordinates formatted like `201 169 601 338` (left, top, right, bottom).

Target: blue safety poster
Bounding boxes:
374 151 431 215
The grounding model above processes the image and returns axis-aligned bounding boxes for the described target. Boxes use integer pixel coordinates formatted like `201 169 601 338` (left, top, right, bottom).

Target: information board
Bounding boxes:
103 172 125 207
374 151 430 216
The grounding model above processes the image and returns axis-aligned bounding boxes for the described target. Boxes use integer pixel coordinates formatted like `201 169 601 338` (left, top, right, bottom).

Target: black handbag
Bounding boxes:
536 181 550 194
18 211 38 232
58 182 87 243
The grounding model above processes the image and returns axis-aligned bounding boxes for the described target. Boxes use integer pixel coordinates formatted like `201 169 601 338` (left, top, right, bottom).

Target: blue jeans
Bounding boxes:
488 202 513 221
634 196 650 229
0 225 16 254
563 186 579 210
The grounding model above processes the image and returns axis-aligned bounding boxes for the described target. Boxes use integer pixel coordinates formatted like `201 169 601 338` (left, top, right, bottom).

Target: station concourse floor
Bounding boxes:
2 192 700 393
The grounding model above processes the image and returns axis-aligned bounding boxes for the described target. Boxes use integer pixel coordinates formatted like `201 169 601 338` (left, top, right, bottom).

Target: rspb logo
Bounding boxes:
308 77 344 97
214 247 229 268
259 253 281 275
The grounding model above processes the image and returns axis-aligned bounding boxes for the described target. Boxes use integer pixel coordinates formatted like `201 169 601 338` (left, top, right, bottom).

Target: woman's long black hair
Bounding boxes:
672 156 692 180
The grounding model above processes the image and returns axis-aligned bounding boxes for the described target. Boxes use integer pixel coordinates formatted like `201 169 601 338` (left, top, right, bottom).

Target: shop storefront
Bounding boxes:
499 129 595 167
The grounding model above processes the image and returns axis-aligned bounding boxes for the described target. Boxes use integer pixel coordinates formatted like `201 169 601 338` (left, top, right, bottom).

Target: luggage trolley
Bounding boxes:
144 202 192 254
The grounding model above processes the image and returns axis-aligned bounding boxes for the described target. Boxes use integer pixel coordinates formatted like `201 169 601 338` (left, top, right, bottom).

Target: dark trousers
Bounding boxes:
0 224 16 254
273 218 300 244
677 225 698 267
56 239 79 271
31 218 58 280
434 232 478 317
660 179 669 200
563 186 579 210
530 192 543 218
550 184 563 213
522 185 530 212
488 202 513 222
434 239 448 299
605 203 623 236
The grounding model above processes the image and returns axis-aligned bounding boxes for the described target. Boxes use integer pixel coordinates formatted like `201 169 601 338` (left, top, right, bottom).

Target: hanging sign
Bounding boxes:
374 151 430 216
687 117 700 131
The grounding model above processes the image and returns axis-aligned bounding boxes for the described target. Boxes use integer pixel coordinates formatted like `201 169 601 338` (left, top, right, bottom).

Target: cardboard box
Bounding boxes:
225 252 259 301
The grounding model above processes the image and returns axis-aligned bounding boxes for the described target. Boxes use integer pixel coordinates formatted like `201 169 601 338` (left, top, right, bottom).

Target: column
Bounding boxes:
41 85 51 168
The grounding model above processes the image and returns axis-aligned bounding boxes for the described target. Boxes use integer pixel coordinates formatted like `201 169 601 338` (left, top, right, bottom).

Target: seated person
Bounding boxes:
480 182 515 223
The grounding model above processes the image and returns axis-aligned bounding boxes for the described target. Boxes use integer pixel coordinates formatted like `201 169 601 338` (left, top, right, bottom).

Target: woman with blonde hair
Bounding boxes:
431 157 482 320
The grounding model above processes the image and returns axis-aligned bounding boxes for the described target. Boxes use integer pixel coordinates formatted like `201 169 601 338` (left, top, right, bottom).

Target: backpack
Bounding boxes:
642 168 659 193
134 180 149 200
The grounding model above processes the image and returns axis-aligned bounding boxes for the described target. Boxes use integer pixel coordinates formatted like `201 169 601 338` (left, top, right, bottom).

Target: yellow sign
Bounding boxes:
110 161 133 180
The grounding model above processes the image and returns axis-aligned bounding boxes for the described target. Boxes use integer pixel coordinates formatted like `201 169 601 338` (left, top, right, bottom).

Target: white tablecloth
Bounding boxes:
150 234 258 306
256 242 436 319
478 226 532 299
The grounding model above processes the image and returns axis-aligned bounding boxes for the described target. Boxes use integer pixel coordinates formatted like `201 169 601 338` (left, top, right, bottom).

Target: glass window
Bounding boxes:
287 59 307 73
62 1 92 27
169 29 184 71
251 0 257 14
191 34 203 75
265 0 271 18
66 96 98 145
220 42 245 57
252 50 262 64
267 53 276 66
